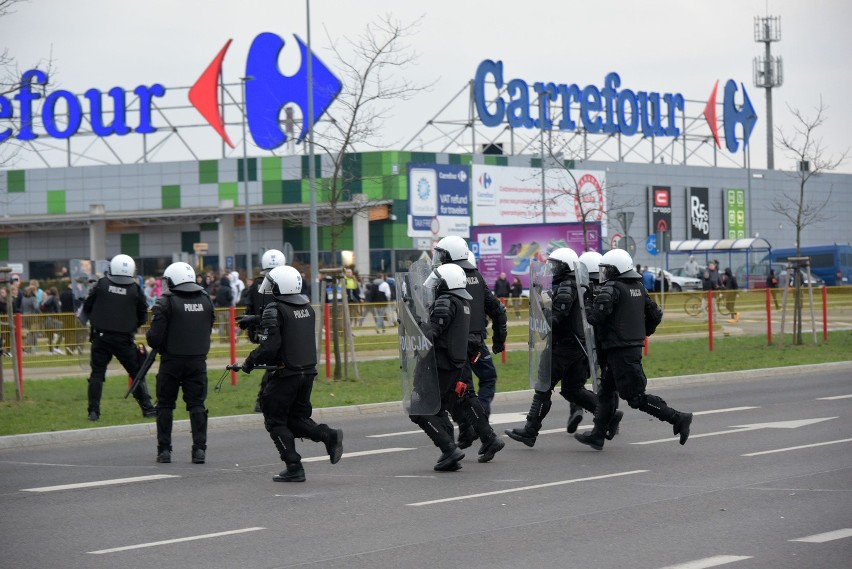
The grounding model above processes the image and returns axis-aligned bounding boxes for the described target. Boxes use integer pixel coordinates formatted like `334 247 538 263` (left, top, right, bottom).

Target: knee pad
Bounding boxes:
188 406 206 415
533 390 553 403
627 394 646 410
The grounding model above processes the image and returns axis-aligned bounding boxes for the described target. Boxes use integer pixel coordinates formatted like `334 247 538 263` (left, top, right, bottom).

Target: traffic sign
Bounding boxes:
646 234 658 256
193 242 209 254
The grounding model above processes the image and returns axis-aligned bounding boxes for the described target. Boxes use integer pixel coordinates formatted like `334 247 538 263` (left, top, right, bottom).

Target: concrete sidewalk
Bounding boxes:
2 360 850 450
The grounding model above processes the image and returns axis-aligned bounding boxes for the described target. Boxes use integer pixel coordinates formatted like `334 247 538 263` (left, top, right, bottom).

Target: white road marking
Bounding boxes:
407 470 647 506
88 527 265 554
369 413 526 438
742 438 852 457
789 528 852 543
22 474 179 493
634 417 837 445
693 406 759 415
658 555 752 569
301 448 414 462
817 394 852 400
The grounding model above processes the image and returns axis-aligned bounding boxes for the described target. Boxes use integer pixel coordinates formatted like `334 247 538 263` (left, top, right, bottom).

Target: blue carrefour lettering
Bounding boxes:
474 60 505 128
722 80 757 153
0 69 165 143
473 62 684 139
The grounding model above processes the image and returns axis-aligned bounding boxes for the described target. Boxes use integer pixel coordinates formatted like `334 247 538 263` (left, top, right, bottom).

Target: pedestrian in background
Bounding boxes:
510 276 523 320
767 269 781 309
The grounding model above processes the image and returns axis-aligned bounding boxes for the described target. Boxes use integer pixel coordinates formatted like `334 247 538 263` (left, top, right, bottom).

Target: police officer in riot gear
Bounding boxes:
433 236 506 461
409 263 472 471
146 262 214 464
240 266 343 482
82 253 156 421
575 249 693 450
238 248 286 413
576 250 623 436
505 248 602 447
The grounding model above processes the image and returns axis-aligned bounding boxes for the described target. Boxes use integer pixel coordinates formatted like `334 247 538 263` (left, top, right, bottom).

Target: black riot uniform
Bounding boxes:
146 281 214 464
575 270 693 450
505 265 600 447
83 275 155 420
408 280 471 471
239 276 275 412
449 264 507 454
242 286 343 482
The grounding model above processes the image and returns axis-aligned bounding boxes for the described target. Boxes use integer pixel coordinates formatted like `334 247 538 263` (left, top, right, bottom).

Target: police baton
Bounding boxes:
215 364 278 393
125 347 157 399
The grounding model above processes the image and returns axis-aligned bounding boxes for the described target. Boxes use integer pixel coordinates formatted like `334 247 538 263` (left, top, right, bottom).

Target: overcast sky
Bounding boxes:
3 0 851 172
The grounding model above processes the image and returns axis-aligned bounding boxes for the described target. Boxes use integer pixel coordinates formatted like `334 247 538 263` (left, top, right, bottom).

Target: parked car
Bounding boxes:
643 266 701 292
735 262 826 289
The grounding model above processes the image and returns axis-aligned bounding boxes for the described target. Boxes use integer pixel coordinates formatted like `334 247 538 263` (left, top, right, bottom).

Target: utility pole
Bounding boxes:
753 15 783 170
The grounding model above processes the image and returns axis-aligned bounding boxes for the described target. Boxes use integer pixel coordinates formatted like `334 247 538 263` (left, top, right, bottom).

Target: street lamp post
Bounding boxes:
241 76 253 276
307 0 319 303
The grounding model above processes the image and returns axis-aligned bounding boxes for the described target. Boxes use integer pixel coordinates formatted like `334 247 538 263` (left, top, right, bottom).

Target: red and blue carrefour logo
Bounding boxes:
189 32 342 151
703 79 757 154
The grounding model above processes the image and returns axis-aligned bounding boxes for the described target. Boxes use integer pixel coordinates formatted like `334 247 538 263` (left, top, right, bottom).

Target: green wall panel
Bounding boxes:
120 233 140 258
199 160 218 184
47 190 66 214
262 156 282 181
162 185 181 209
237 158 257 182
0 237 8 261
263 180 283 205
218 182 239 206
7 170 25 193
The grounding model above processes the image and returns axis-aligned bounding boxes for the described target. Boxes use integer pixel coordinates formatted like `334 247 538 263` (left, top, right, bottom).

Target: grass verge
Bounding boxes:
1 331 850 436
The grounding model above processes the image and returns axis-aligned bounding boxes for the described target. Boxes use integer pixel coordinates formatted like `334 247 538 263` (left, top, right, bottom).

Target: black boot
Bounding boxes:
274 463 306 482
564 387 598 433
412 415 464 471
189 408 208 461
156 446 171 463
269 426 301 465
459 395 504 463
673 412 693 445
323 427 344 464
506 394 551 447
566 403 583 434
87 378 103 420
156 407 173 455
133 380 157 418
574 393 615 451
450 402 476 449
606 410 624 440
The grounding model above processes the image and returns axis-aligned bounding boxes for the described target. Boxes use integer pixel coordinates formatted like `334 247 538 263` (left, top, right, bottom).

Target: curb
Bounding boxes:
1 361 850 450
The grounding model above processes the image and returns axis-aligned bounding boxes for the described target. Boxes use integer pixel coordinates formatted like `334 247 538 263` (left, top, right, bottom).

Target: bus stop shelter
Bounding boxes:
665 238 772 289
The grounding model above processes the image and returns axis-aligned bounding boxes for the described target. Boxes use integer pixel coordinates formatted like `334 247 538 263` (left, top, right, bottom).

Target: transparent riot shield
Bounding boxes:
574 262 600 392
403 258 434 321
396 267 440 416
528 260 553 391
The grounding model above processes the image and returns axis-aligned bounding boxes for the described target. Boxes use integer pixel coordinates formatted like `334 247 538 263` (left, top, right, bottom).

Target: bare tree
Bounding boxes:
312 14 430 380
771 98 847 344
1 0 57 168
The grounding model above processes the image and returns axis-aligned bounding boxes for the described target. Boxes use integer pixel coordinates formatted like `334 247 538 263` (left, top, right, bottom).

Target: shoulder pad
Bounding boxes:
261 305 280 328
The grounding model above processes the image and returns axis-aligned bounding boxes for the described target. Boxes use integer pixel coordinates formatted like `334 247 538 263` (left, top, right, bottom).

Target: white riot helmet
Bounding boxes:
547 247 579 281
467 251 477 268
433 236 474 269
108 254 136 285
578 251 603 281
599 248 635 282
260 265 309 305
423 263 472 300
261 249 286 272
163 262 198 291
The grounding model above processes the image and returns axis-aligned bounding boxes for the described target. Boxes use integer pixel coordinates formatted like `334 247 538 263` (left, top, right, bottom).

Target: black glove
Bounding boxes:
237 315 259 330
581 283 594 304
240 359 254 373
491 340 505 354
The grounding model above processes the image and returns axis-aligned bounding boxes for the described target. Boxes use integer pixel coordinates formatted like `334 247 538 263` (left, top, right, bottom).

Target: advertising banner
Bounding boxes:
470 222 601 291
470 165 607 234
650 186 671 234
687 187 710 240
407 164 471 238
725 188 746 238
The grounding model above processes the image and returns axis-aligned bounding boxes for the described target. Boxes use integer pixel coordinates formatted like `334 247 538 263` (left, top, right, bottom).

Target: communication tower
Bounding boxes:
753 15 783 170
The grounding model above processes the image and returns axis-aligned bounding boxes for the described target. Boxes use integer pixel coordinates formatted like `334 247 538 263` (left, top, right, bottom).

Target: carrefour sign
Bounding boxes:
473 60 756 152
0 33 341 150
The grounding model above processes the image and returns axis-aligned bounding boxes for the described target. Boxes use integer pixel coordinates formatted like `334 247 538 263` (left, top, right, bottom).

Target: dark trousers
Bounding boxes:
599 346 647 402
156 356 208 450
460 341 498 415
262 369 328 465
87 332 146 414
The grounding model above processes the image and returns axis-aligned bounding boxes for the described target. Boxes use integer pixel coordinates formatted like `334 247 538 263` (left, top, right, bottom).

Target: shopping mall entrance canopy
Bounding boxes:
664 238 772 288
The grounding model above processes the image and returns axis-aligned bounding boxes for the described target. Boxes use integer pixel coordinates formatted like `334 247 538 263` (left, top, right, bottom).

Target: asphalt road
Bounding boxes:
1 366 850 569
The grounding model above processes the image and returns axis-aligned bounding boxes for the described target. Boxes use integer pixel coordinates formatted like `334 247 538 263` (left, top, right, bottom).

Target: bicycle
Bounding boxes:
684 293 703 317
